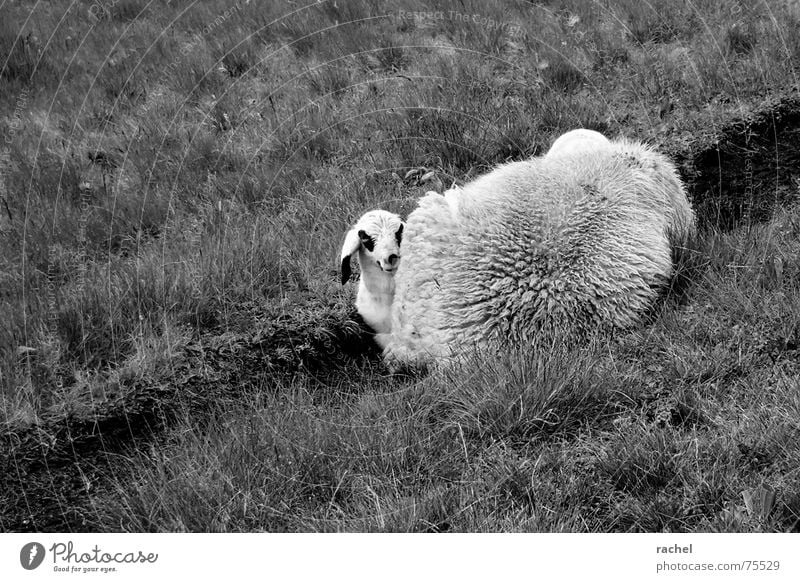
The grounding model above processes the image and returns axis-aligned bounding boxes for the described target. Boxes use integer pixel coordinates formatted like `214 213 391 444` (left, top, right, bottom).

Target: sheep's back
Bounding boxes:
386 143 690 365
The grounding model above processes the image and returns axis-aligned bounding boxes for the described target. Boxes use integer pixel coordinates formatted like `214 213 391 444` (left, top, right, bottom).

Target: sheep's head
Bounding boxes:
340 210 404 285
546 128 611 159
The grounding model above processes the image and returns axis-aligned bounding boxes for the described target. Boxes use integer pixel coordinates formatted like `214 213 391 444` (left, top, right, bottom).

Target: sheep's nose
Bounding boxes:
387 254 398 266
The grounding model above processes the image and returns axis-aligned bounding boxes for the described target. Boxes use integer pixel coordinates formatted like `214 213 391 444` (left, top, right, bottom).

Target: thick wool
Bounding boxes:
546 128 611 159
381 139 694 366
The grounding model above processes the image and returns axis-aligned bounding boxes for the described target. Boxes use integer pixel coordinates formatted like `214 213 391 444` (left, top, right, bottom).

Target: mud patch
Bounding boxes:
675 93 800 229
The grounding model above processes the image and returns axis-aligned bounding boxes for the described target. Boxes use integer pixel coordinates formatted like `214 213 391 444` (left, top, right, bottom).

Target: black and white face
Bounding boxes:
340 210 405 284
357 219 403 273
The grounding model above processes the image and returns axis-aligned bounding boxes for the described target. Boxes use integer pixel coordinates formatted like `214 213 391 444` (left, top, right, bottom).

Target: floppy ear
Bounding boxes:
340 228 361 285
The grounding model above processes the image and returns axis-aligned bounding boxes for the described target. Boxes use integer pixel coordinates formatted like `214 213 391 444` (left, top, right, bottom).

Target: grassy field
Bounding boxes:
1 0 799 532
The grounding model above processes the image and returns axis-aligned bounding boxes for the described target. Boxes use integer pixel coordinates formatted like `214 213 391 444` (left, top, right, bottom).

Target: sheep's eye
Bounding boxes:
395 224 403 245
358 230 375 252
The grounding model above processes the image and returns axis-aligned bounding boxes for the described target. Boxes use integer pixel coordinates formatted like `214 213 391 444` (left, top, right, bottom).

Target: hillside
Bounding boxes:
1 0 799 532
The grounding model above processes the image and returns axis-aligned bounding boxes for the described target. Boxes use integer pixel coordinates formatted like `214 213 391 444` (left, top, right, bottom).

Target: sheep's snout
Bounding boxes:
377 253 399 272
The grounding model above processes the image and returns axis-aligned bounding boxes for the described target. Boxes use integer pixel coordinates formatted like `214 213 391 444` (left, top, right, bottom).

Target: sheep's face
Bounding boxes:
340 210 404 284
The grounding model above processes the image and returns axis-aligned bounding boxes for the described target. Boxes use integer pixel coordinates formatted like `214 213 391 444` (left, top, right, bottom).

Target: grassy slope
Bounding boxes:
1 0 799 531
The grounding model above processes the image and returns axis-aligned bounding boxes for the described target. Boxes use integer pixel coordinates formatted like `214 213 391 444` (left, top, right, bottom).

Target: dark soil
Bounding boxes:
674 92 800 230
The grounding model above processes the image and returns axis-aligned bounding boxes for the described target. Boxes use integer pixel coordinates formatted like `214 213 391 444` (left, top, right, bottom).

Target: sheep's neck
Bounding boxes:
359 260 395 303
356 258 395 335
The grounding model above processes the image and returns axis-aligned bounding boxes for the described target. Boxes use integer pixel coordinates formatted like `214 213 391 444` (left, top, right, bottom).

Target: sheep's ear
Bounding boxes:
340 228 361 285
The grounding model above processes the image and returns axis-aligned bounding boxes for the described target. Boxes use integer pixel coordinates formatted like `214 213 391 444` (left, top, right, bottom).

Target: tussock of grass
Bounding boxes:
429 342 615 440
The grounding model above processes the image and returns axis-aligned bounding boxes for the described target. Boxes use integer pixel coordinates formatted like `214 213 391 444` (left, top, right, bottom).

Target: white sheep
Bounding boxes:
545 128 611 159
340 210 405 342
381 138 695 367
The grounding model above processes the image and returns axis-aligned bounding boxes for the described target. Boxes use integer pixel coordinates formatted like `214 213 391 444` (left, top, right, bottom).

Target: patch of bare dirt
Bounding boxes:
674 92 800 229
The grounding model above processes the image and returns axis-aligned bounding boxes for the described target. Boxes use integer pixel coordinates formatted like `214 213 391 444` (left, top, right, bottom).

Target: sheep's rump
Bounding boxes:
384 140 694 366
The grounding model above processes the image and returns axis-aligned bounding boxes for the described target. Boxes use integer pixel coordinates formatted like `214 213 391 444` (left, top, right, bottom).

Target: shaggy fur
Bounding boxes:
340 210 405 340
382 139 695 367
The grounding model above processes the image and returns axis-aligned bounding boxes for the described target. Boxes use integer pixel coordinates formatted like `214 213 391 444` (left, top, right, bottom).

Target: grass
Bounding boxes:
1 0 800 532
96 261 800 531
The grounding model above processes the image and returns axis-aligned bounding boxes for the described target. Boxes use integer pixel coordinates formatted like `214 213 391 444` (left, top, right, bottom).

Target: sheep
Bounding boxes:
545 128 611 159
381 138 695 368
340 210 405 342
442 183 463 218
